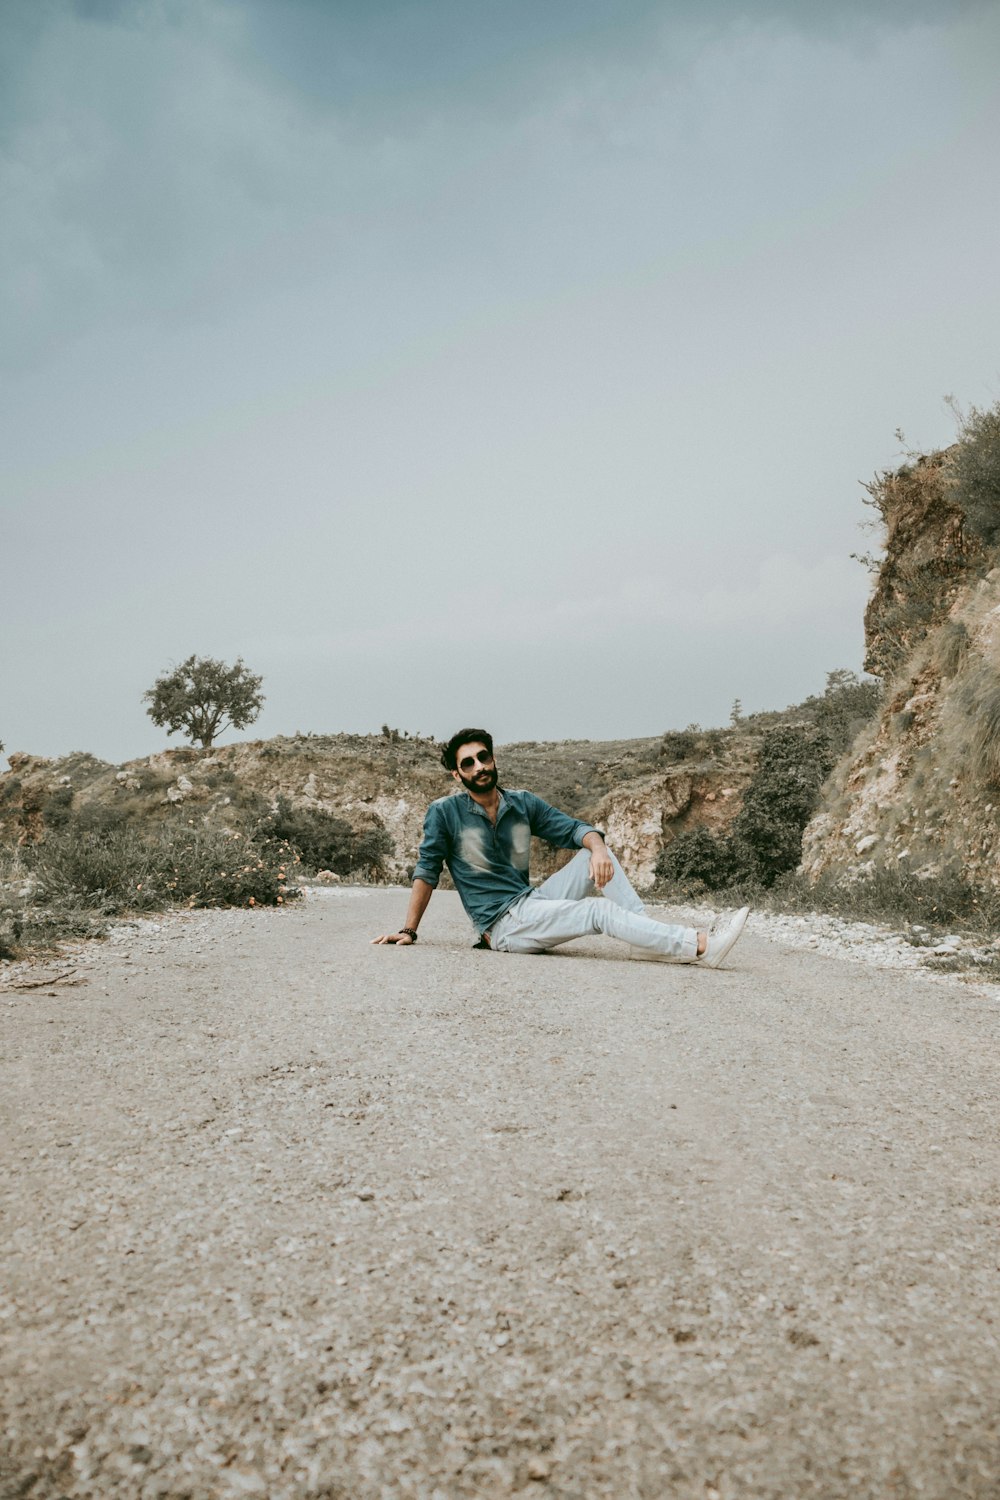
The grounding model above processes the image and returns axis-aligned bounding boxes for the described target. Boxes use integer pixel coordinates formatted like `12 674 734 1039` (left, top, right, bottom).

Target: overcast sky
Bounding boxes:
4 0 1000 766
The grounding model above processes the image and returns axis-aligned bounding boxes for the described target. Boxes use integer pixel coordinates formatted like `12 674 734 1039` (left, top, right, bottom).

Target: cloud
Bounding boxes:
0 2 343 363
3 0 993 369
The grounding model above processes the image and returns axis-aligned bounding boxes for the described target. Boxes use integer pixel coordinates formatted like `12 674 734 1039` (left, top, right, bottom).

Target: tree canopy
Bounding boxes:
143 655 264 749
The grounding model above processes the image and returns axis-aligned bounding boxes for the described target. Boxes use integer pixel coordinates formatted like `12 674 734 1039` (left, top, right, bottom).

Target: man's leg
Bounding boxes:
492 892 699 961
531 847 646 914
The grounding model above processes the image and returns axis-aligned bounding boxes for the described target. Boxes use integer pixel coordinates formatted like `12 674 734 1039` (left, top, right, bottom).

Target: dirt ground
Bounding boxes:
2 888 999 1499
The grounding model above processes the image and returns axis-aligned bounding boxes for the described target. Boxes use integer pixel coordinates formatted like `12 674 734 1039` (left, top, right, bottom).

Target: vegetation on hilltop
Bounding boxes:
858 399 1000 681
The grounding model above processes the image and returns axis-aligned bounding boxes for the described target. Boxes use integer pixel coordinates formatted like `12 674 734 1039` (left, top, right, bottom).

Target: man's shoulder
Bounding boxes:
501 788 544 811
426 791 465 817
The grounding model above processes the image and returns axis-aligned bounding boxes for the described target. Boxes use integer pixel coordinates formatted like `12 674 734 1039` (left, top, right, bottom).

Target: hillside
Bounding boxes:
0 728 759 890
802 441 1000 890
0 684 872 895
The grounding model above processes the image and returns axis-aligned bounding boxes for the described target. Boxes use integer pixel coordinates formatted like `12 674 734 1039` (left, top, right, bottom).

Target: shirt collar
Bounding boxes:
461 788 508 819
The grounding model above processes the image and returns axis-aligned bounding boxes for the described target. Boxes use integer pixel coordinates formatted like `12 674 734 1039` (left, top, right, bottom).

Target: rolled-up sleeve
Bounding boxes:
525 793 598 850
412 802 450 887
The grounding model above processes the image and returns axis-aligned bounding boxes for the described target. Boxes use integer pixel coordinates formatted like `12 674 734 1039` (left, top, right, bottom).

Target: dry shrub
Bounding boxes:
0 824 300 958
876 561 957 678
934 619 970 679
964 665 1000 785
951 401 1000 546
37 824 298 912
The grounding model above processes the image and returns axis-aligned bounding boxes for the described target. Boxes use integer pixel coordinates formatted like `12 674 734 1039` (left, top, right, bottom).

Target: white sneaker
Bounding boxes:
698 906 750 968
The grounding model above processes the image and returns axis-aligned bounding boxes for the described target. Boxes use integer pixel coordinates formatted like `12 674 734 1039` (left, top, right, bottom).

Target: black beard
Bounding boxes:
458 766 498 795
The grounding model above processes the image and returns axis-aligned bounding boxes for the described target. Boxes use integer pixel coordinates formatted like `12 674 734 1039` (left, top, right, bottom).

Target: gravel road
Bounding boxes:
2 889 999 1499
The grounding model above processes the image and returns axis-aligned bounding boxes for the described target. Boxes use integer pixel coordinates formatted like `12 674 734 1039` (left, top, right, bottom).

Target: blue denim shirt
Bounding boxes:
413 788 598 935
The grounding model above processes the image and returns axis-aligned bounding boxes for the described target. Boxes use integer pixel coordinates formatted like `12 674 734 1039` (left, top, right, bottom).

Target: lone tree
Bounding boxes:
144 655 264 749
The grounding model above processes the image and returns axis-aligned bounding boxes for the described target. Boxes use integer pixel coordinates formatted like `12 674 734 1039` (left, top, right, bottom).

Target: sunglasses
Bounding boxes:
458 750 495 771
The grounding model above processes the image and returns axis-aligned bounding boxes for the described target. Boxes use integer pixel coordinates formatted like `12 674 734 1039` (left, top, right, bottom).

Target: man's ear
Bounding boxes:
451 768 461 784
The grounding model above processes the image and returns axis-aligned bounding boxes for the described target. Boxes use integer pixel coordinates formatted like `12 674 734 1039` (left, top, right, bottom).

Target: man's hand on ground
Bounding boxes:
371 932 415 945
589 848 614 888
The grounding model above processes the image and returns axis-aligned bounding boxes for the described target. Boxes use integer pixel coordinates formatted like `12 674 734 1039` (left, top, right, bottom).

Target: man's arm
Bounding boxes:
371 878 435 945
372 801 449 945
525 795 612 887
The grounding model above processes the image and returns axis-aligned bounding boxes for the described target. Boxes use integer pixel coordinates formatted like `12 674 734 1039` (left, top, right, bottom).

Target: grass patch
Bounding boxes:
765 865 1000 931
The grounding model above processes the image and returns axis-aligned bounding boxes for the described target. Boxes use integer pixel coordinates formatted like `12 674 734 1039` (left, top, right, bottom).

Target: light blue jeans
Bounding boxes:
490 848 699 960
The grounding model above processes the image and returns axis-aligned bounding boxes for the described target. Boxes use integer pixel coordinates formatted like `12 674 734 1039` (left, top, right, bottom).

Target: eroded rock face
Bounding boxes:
6 753 50 775
862 447 979 680
801 450 1000 890
594 773 695 888
592 771 746 889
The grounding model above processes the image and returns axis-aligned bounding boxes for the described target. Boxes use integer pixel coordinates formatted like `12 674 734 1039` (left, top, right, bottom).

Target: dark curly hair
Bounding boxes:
440 727 494 772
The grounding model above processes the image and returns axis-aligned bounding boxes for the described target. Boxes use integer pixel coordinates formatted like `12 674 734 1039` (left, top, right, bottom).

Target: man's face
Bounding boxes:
453 741 498 795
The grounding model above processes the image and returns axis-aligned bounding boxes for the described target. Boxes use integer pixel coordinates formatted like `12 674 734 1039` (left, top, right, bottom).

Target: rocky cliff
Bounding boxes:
801 447 1000 888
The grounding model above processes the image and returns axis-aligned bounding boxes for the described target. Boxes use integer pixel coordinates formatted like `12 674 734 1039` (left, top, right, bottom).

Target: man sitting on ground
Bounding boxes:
372 728 749 965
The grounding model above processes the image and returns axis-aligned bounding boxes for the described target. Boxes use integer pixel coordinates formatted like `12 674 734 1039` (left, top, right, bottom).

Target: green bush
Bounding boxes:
808 671 882 755
42 785 74 829
255 796 392 876
659 730 699 764
655 673 880 897
166 828 295 908
657 826 751 889
733 725 835 884
73 802 131 835
658 726 728 766
951 400 1000 546
35 826 161 912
